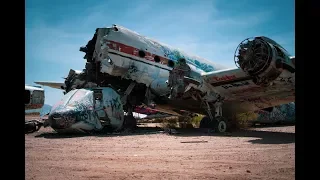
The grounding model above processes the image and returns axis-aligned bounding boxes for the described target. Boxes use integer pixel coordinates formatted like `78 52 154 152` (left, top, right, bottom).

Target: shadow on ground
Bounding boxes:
34 127 164 139
250 123 296 128
34 126 295 145
172 128 295 144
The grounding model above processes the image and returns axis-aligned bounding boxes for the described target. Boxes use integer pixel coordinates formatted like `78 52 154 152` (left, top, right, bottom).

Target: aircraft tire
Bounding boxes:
199 116 217 129
215 119 228 133
123 115 137 130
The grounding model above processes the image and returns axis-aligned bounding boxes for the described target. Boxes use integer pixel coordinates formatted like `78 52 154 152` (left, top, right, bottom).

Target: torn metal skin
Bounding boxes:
33 24 295 134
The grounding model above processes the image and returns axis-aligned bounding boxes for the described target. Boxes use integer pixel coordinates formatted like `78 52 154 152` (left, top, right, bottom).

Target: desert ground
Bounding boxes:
25 115 295 180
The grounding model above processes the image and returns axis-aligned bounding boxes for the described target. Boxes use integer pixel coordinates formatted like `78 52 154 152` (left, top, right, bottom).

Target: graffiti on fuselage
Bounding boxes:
160 46 215 72
146 38 216 73
103 95 123 120
52 89 98 127
255 102 295 122
110 97 122 111
72 100 93 122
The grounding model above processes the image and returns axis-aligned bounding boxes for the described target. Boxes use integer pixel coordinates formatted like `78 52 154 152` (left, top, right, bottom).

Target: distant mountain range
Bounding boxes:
25 104 52 117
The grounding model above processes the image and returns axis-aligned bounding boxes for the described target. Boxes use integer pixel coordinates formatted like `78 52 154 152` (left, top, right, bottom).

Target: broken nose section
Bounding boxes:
48 111 77 130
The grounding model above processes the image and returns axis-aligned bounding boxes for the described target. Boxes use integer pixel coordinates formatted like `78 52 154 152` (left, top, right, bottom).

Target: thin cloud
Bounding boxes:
26 0 294 105
211 11 272 28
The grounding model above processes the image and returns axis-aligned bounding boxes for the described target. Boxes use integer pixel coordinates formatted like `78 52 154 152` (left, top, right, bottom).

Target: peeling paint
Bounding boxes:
48 88 124 133
99 25 226 74
255 102 295 123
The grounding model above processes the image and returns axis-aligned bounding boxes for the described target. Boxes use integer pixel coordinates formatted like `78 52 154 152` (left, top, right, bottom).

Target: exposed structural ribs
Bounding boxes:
234 36 295 86
79 29 99 83
121 82 136 106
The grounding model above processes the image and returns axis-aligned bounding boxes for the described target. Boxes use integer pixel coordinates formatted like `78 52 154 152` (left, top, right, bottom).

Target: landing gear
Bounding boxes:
199 116 228 133
120 82 137 131
200 98 229 133
215 116 228 133
199 116 215 128
123 106 137 130
123 115 137 130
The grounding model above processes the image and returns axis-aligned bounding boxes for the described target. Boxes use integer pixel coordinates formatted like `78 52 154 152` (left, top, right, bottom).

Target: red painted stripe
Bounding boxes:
106 40 170 65
25 104 43 109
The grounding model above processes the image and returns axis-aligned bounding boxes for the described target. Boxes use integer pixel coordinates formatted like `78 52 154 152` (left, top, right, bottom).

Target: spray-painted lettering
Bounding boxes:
213 75 236 82
279 77 293 83
222 81 250 89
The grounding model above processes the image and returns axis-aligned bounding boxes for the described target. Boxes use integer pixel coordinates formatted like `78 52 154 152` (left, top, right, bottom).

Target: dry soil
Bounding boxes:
25 115 295 180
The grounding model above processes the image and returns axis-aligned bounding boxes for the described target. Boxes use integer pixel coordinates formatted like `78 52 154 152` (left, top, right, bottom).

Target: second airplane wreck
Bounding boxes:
35 24 295 134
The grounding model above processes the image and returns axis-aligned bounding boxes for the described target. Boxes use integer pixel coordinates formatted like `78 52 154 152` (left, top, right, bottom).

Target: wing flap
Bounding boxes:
34 81 65 90
200 68 295 116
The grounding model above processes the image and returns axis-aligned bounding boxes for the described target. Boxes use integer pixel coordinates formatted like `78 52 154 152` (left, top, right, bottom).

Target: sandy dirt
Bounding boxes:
25 115 295 180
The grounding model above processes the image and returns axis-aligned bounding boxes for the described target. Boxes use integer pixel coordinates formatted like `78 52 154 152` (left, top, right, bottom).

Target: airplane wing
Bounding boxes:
34 81 65 90
197 72 294 117
137 104 182 116
35 69 84 90
187 37 295 117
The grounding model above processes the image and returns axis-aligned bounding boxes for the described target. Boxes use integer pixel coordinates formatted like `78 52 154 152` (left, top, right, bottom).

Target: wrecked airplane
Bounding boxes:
33 24 295 134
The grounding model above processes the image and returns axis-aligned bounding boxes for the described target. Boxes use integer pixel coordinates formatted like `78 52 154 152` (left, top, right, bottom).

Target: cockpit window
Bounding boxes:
51 89 94 111
67 89 94 108
51 89 77 111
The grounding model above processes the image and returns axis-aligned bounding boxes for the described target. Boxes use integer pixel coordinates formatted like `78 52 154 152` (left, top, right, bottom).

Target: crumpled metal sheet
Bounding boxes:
50 89 103 131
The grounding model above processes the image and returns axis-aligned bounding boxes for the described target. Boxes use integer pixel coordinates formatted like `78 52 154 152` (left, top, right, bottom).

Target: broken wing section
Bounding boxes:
200 65 294 116
198 36 295 116
34 81 65 90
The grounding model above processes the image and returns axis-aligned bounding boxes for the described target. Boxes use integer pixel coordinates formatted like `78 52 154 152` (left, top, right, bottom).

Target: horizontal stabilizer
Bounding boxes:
34 81 65 90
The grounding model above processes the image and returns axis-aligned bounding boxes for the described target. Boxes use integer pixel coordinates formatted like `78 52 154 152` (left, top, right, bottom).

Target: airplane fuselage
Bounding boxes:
88 25 228 97
82 25 294 116
37 24 295 133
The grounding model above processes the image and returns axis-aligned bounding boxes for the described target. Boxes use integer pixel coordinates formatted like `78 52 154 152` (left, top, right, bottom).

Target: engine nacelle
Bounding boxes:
234 36 292 86
150 78 170 96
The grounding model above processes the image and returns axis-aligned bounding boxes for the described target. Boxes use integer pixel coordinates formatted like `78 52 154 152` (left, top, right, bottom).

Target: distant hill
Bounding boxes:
25 104 52 116
40 104 52 116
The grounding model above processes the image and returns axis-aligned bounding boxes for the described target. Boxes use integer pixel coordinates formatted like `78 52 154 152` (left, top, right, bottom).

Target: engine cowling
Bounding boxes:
234 36 291 86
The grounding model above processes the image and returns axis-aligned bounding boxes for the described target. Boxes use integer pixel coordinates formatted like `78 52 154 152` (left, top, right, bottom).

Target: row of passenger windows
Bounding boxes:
138 50 175 68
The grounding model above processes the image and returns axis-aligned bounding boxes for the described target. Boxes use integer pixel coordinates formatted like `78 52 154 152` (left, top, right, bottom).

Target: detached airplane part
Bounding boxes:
25 85 45 134
33 81 65 90
25 85 45 110
48 88 124 133
35 24 295 134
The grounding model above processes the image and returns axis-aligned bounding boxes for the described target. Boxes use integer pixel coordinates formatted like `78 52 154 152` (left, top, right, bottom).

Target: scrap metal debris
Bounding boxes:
25 120 43 134
180 140 208 143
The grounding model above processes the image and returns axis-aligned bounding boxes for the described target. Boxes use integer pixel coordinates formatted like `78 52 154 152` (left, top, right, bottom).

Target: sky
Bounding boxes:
26 0 295 106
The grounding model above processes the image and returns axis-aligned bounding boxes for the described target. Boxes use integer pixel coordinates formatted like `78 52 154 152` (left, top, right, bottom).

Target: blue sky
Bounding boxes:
26 0 295 105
